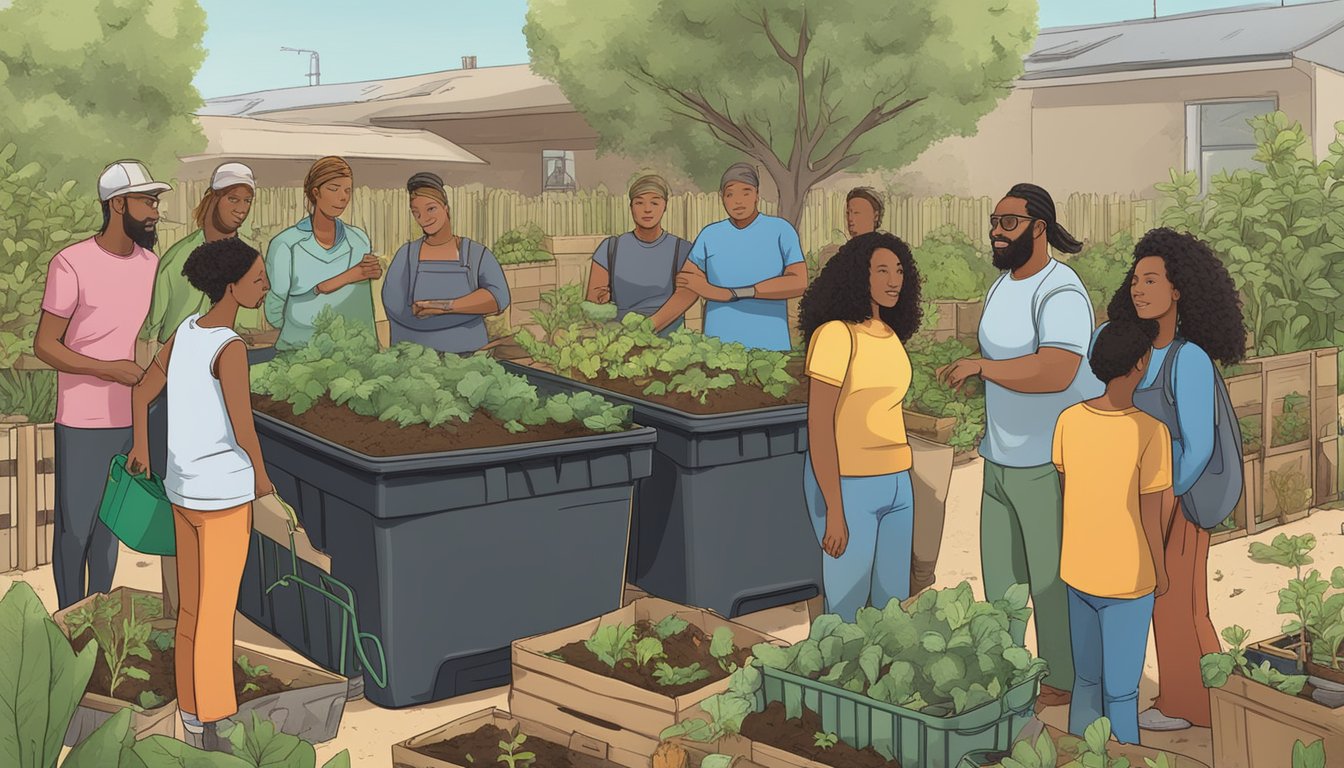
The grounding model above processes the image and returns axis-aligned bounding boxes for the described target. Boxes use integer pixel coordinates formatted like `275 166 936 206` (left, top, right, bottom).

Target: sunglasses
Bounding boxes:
989 214 1036 232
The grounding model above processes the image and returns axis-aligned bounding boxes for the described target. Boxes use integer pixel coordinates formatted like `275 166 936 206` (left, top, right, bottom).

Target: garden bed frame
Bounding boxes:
392 707 621 768
0 418 53 572
1210 673 1343 767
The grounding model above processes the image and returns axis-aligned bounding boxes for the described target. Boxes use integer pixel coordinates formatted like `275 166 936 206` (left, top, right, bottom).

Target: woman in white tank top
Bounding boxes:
129 236 273 750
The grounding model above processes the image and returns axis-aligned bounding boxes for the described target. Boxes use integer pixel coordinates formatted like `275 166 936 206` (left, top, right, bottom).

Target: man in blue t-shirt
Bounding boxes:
937 183 1105 712
674 163 807 351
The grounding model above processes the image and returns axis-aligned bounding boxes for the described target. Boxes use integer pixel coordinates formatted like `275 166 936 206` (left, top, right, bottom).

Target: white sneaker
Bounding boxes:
1138 708 1191 731
180 711 204 735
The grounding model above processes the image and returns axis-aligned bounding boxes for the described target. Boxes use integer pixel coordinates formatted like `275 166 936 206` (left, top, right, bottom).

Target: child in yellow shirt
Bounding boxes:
1052 320 1173 745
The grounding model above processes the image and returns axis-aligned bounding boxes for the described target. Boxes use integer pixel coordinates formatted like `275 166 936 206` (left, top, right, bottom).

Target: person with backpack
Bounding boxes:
937 183 1105 709
382 172 511 354
1098 227 1248 732
585 174 694 336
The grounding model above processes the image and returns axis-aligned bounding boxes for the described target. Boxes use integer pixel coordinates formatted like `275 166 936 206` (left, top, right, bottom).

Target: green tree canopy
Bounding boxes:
0 0 207 188
526 0 1038 226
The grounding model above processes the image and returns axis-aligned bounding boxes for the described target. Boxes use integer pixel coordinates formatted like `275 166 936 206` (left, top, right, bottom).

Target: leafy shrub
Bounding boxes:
0 368 56 422
251 308 631 434
905 334 986 453
1272 392 1309 447
913 225 997 302
1155 113 1344 357
493 224 552 265
1066 234 1135 319
0 144 102 367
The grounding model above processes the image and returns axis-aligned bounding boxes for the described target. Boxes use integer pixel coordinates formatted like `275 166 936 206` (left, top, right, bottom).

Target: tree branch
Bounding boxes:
756 7 812 173
628 64 758 155
809 94 927 180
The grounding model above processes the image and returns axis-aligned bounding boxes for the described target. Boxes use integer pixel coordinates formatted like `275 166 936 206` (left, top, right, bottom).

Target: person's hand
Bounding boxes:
100 360 145 387
822 509 849 559
255 472 275 501
937 358 983 394
126 444 152 479
592 285 611 304
343 253 382 285
412 300 452 318
676 272 731 302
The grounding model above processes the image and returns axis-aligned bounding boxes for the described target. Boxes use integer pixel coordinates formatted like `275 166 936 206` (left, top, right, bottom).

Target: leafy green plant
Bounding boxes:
1239 414 1262 455
659 666 761 743
1292 739 1326 768
710 627 737 673
1249 533 1344 672
66 594 155 700
0 145 103 368
655 615 689 639
516 307 799 405
1062 717 1131 768
1273 392 1310 447
585 624 638 669
237 654 271 695
1201 624 1308 695
493 224 552 265
137 690 167 710
905 334 986 453
812 732 838 750
0 369 56 422
997 729 1057 768
496 723 537 768
251 308 631 434
913 225 998 302
654 662 712 687
1267 461 1313 518
636 637 668 667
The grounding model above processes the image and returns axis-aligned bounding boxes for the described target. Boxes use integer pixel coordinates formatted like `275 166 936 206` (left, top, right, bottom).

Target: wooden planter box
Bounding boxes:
543 234 605 286
1210 673 1344 767
929 300 982 346
209 647 348 746
509 596 783 768
392 707 624 768
503 261 559 340
52 587 178 748
1 420 55 572
1248 634 1344 695
906 410 955 444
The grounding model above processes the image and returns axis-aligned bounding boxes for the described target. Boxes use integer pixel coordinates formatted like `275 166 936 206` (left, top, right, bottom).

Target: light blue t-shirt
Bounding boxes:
978 259 1104 468
688 214 804 351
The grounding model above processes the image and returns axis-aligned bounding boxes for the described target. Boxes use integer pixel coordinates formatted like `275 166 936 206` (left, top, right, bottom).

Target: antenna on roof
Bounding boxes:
280 47 321 86
1153 0 1157 18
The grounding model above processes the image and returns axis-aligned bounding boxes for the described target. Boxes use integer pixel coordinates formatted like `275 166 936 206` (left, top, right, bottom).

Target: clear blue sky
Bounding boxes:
194 0 1314 98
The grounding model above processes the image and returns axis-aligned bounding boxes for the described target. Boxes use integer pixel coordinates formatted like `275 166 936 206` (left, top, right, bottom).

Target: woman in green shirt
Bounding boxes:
264 156 381 351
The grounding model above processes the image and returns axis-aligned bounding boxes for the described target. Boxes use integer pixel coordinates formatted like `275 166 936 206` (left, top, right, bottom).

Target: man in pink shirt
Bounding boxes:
34 160 169 609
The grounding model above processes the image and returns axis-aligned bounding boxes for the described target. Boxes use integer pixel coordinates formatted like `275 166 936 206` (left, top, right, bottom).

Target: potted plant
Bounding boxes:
507 298 821 620
662 582 1046 768
242 308 656 708
510 596 783 764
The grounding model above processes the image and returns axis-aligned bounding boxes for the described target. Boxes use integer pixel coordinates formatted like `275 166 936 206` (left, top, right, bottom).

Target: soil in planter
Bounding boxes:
413 723 619 768
741 701 901 768
577 358 808 415
253 394 601 456
552 620 752 697
234 662 288 706
70 632 176 708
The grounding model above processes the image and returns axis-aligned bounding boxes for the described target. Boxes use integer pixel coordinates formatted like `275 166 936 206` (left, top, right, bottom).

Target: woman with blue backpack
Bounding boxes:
1097 227 1248 733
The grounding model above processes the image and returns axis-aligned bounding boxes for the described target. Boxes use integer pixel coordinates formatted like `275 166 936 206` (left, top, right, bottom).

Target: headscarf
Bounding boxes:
407 172 449 207
303 156 353 210
720 162 760 192
628 174 669 202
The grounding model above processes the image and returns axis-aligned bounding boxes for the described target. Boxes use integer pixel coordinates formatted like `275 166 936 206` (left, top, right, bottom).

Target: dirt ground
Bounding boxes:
5 455 1342 767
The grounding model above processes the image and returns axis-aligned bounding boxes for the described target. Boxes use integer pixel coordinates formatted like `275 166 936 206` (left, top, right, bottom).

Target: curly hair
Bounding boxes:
183 238 261 303
1090 319 1158 383
1104 227 1247 365
798 231 922 344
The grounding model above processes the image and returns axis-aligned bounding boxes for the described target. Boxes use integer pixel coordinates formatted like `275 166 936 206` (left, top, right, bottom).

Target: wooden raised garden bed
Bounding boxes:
1210 673 1343 767
956 723 1209 767
393 707 625 768
510 597 783 768
1 418 54 572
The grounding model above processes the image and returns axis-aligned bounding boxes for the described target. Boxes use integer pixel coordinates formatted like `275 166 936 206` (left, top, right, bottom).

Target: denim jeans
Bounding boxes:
1067 585 1155 744
803 456 914 623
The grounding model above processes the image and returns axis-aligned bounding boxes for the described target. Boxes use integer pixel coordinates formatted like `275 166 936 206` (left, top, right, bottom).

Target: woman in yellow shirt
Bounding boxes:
798 231 923 622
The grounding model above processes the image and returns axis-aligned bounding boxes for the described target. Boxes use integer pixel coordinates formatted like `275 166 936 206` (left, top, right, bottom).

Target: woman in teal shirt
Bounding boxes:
264 156 381 350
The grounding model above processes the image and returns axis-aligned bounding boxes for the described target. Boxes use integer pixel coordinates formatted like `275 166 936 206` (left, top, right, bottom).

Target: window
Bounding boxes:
1185 99 1276 195
542 150 576 192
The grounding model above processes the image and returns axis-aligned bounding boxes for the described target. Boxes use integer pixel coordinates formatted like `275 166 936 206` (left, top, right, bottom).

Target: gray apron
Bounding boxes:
389 241 488 354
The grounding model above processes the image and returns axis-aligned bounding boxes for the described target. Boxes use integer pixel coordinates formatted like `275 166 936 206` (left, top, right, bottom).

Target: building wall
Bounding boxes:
1313 64 1344 159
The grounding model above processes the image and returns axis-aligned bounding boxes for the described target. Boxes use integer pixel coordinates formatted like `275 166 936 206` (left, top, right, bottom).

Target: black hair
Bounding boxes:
846 187 885 229
182 238 261 303
99 201 111 234
1090 320 1158 383
1104 227 1247 365
798 231 923 344
1004 183 1082 254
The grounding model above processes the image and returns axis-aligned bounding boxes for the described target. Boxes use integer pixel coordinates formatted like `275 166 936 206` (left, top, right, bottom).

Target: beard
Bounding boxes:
991 231 1033 272
123 209 158 251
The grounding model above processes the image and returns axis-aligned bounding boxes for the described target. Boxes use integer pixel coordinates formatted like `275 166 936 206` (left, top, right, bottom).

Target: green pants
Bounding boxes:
981 460 1073 690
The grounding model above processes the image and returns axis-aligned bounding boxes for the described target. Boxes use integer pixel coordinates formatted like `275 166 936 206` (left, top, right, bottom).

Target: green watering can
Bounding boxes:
98 453 176 556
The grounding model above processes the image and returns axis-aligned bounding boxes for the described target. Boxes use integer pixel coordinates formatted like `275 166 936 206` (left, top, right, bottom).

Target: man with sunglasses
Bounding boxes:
937 183 1103 711
34 160 169 608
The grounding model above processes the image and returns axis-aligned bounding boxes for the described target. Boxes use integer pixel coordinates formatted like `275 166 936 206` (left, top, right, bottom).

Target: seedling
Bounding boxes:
654 615 689 639
497 724 535 768
812 732 838 749
635 637 667 667
585 623 638 669
67 595 155 699
654 662 712 687
137 690 167 710
1201 625 1307 695
1246 533 1344 673
1292 739 1326 768
709 627 738 673
237 654 271 695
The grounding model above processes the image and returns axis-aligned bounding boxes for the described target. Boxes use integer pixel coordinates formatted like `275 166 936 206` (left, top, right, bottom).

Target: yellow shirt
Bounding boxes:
804 319 913 477
1053 403 1173 599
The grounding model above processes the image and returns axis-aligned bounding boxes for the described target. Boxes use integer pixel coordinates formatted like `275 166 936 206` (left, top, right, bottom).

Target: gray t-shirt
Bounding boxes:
978 259 1104 468
592 232 690 331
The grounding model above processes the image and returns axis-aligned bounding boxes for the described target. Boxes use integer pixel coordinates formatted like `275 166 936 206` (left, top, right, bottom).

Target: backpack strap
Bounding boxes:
1158 338 1186 408
607 235 619 304
672 237 689 285
463 238 483 288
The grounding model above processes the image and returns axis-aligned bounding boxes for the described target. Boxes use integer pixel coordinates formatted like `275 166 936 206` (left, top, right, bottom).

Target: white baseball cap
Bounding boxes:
211 162 256 191
98 160 171 202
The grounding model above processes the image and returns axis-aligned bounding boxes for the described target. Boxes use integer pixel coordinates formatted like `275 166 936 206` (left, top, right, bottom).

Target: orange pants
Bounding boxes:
1150 506 1220 727
173 502 252 723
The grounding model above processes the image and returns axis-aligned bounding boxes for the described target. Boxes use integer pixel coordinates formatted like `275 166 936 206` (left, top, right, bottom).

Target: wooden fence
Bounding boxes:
156 180 1164 262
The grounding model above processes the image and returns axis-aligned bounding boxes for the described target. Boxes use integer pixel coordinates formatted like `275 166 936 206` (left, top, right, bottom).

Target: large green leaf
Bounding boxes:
224 714 317 768
131 735 253 768
61 709 147 768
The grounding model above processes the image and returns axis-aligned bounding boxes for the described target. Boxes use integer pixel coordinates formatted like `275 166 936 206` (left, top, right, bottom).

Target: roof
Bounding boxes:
181 116 485 163
199 64 569 123
1023 0 1344 80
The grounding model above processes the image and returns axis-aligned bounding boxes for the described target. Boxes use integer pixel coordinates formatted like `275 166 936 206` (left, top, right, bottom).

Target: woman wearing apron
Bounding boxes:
382 173 511 354
264 156 381 351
